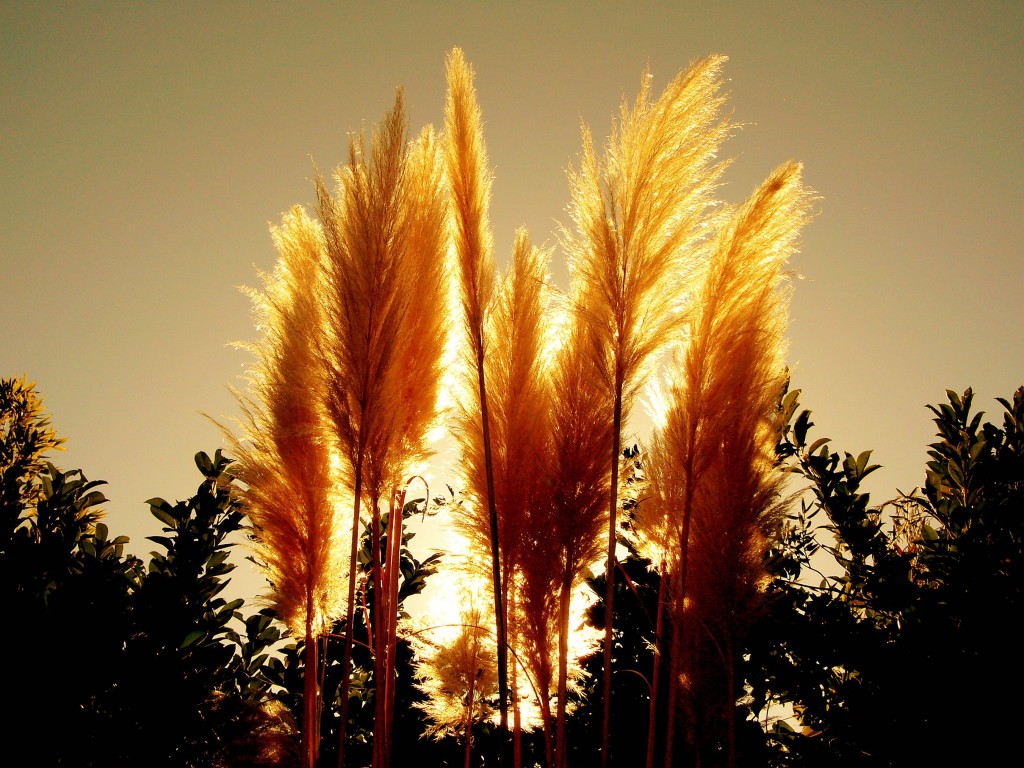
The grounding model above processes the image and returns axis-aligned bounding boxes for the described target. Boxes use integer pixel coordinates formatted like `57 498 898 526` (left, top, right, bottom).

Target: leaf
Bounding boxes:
148 501 178 529
180 630 206 649
80 491 107 508
194 451 214 476
808 438 830 455
946 460 964 487
794 410 814 446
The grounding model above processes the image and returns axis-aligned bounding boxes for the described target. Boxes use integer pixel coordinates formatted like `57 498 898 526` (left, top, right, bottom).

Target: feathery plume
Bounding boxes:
450 229 553 588
443 45 511 757
224 204 346 768
495 231 560 761
412 586 499 767
317 89 450 768
450 223 563 759
635 161 813 766
543 310 616 768
559 55 734 767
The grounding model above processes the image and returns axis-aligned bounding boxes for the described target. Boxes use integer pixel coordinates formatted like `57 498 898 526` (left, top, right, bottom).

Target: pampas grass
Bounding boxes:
224 204 345 768
448 223 561 760
559 55 734 767
316 89 450 768
634 161 813 767
223 47 814 768
412 586 499 768
443 45 511 750
490 230 558 763
542 310 615 768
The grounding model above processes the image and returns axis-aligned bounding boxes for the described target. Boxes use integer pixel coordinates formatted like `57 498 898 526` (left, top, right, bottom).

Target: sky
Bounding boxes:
3 1 1022 607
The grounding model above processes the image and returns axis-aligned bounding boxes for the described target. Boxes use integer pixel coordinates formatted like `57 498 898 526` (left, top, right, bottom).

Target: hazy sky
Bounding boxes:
3 2 1022 604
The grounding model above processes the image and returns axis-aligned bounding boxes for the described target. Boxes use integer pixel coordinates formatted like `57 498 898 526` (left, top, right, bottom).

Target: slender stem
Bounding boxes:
337 469 364 768
725 631 736 768
601 385 624 768
465 632 480 768
664 399 700 768
371 493 386 768
303 593 319 768
318 634 328 731
645 562 667 768
464 676 476 768
503 567 521 768
542 695 554 768
477 346 510 766
511 645 522 768
663 604 683 768
383 485 409 767
555 570 572 768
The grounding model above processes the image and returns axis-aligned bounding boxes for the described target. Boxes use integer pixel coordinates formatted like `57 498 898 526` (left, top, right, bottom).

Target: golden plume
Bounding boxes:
316 89 450 768
224 204 345 768
559 55 734 766
442 45 510 749
450 230 553 574
228 204 344 639
451 227 560 759
543 308 616 768
412 587 499 767
318 93 412 505
391 126 451 472
445 47 496 345
636 161 813 766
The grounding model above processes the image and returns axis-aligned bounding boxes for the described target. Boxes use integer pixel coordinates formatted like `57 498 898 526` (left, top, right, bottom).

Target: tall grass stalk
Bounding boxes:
635 162 812 767
543 312 613 768
559 55 732 767
443 46 510 763
316 90 449 768
224 206 345 768
489 229 556 766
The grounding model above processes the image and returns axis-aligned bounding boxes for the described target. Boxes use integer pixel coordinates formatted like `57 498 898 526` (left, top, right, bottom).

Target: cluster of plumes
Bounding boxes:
429 50 814 768
224 44 813 768
410 531 601 759
228 93 451 639
447 227 572 710
446 230 605 760
410 574 499 742
632 161 814 764
434 46 612 766
226 89 451 768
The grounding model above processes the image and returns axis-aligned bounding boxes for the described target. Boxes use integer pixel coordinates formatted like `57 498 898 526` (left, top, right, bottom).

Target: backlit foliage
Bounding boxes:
412 590 499 741
1 375 66 521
